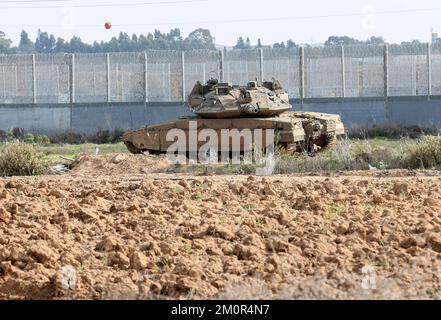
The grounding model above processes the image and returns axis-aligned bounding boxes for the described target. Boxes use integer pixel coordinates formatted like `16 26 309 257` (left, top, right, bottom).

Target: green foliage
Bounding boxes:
0 141 48 177
12 28 217 54
405 136 441 169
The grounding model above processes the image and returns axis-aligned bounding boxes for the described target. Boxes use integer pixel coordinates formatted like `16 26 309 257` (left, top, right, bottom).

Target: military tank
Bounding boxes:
123 79 345 155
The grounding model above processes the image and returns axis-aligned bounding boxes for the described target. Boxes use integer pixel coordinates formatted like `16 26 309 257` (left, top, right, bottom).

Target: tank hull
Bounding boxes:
122 111 345 155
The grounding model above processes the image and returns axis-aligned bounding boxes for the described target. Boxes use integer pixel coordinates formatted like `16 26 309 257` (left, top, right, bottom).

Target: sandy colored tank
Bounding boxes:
123 79 345 155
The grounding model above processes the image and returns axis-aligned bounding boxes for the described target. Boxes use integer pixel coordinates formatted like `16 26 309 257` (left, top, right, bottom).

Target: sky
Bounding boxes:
1 0 441 46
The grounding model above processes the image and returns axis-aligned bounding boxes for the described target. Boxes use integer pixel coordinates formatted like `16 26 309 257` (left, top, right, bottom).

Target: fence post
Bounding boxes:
259 48 264 82
70 54 75 104
106 53 111 103
181 51 186 102
427 43 432 100
341 45 346 98
219 50 225 82
144 51 148 102
383 44 389 98
299 46 305 108
31 54 36 104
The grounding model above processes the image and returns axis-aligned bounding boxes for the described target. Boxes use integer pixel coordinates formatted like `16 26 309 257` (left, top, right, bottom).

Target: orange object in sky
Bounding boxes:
104 22 112 30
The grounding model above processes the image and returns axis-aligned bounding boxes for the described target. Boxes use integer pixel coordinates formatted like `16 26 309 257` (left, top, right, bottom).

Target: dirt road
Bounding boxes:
1 154 441 299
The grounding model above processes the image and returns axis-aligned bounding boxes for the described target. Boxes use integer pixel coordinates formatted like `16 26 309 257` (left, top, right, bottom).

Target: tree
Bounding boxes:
273 42 286 49
325 36 360 46
55 37 68 52
234 37 246 49
185 28 215 50
245 37 251 49
286 39 296 49
366 36 385 45
18 30 34 53
257 38 262 48
69 36 90 53
0 31 13 54
35 30 56 53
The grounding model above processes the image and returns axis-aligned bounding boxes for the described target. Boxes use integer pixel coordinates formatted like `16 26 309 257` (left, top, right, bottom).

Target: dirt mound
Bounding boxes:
70 153 171 177
1 173 441 299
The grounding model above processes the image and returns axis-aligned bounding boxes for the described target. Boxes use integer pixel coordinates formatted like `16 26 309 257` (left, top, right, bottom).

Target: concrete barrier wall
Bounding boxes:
1 97 441 134
0 105 71 133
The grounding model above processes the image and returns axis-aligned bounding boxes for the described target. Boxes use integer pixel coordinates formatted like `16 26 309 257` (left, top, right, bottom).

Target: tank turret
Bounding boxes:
188 79 291 118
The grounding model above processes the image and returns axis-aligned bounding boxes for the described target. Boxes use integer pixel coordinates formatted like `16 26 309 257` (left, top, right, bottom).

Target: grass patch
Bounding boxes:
274 136 415 174
323 205 344 219
37 143 128 160
242 204 257 211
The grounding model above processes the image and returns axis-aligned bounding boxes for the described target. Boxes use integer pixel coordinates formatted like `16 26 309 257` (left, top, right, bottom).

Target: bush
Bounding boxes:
34 134 51 145
0 130 7 142
349 125 437 140
87 128 124 144
405 136 441 169
11 127 25 139
49 131 85 144
48 129 124 145
23 133 35 144
0 141 49 177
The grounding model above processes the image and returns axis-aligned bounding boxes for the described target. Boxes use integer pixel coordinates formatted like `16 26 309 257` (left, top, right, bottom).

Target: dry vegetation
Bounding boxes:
0 141 49 177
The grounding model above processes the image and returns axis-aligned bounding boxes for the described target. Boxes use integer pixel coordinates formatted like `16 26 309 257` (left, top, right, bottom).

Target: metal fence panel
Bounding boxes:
262 47 300 99
147 50 183 102
389 44 428 96
74 53 107 103
224 49 260 85
304 46 343 98
184 50 220 96
431 43 441 95
109 52 145 103
1 44 441 105
0 54 33 104
343 45 384 97
35 54 70 103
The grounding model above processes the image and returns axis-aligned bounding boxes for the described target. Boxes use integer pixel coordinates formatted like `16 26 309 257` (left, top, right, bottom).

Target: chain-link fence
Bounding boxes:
0 44 441 104
344 45 385 97
0 54 33 104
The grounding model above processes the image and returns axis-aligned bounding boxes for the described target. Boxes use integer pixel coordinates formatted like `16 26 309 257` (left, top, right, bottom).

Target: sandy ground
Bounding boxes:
1 154 441 300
